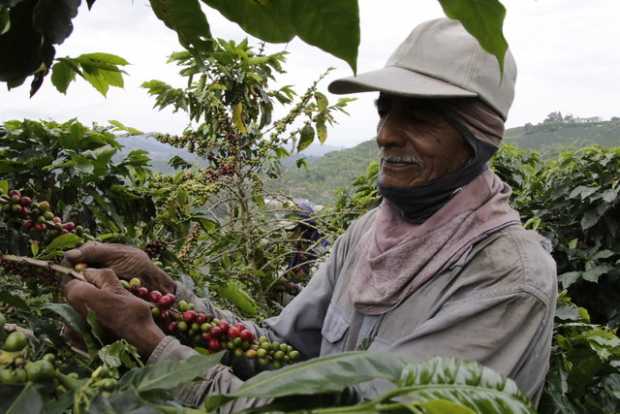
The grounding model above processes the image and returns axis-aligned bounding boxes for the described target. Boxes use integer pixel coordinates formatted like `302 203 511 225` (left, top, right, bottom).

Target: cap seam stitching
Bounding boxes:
389 64 478 96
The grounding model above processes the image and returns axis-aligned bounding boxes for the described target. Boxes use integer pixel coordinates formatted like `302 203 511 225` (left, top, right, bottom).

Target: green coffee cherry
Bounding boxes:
3 331 27 352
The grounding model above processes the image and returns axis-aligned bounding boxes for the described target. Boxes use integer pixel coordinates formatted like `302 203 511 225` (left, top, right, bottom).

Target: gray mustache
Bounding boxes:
379 150 422 165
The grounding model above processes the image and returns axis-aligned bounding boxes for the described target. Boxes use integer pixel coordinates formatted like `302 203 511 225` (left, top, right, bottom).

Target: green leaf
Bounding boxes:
581 209 602 230
87 310 105 346
0 7 10 35
50 61 76 94
122 353 223 392
108 120 143 135
217 280 258 316
150 0 212 53
99 340 142 369
582 264 614 283
601 188 618 203
297 123 315 152
438 0 508 72
289 0 360 73
30 240 39 257
0 179 8 195
32 0 80 45
205 351 407 410
316 120 327 144
5 383 43 414
41 233 83 258
393 358 535 414
559 271 582 289
232 102 247 134
43 303 89 339
296 158 308 170
420 399 476 414
569 185 599 200
203 0 359 72
76 52 129 66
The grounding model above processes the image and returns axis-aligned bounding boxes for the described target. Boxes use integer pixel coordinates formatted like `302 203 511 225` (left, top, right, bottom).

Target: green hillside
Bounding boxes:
273 118 620 204
266 139 379 205
505 118 620 152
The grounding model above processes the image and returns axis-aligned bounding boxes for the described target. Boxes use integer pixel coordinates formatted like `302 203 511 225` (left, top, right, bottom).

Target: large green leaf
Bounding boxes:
393 358 535 414
42 303 88 338
50 60 76 94
5 383 43 414
32 0 79 44
297 123 315 152
205 351 407 410
122 352 223 392
202 0 359 72
40 232 83 258
438 0 508 72
150 0 212 54
217 280 258 317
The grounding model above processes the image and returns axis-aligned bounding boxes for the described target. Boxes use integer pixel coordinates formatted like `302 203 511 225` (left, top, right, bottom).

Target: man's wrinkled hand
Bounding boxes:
64 268 165 356
64 242 176 294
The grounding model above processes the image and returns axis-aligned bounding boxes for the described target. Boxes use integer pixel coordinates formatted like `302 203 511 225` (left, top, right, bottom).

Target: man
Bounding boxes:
63 18 557 408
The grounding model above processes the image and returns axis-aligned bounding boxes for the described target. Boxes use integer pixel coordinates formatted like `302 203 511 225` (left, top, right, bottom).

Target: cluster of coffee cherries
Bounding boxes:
0 330 57 385
0 189 84 237
122 278 300 369
144 240 166 260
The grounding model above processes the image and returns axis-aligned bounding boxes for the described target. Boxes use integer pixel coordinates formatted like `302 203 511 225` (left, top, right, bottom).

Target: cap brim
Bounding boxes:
328 66 477 99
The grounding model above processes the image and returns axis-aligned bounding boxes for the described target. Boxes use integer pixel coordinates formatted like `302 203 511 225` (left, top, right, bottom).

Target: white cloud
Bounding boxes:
2 0 619 148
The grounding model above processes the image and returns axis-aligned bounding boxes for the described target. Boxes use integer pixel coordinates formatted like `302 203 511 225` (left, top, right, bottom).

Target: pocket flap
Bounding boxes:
321 306 349 343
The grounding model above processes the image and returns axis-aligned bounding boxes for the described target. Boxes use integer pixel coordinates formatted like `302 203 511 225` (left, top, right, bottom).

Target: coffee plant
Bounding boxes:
0 0 508 94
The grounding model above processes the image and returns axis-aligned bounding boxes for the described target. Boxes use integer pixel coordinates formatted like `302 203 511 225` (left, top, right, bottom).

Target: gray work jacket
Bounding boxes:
148 209 558 410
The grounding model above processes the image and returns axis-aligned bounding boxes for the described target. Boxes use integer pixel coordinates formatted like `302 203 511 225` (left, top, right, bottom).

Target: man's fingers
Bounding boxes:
64 279 102 317
64 241 120 266
83 268 123 291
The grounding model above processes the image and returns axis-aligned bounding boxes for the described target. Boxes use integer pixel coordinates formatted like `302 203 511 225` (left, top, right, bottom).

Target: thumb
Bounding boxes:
83 268 124 292
64 248 83 264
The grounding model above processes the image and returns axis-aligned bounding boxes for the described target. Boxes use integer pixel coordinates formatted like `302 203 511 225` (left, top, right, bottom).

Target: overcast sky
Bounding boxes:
2 1 619 148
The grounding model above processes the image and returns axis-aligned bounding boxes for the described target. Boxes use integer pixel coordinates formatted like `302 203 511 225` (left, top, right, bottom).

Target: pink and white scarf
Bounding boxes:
350 170 521 315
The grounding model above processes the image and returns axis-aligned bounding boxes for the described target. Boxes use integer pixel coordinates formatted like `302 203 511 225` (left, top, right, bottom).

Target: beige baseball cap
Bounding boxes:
328 18 517 120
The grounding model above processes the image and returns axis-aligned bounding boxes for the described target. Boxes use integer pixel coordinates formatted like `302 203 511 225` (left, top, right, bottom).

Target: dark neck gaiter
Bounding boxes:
378 124 498 224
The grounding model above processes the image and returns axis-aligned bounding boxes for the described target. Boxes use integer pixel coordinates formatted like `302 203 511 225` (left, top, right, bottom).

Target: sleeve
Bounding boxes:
148 336 267 412
352 289 554 405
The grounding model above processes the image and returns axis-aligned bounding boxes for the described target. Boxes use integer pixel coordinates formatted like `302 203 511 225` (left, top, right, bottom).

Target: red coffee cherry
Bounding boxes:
182 310 197 323
149 290 163 303
208 339 221 352
240 329 254 342
167 321 177 333
228 326 241 338
158 294 175 308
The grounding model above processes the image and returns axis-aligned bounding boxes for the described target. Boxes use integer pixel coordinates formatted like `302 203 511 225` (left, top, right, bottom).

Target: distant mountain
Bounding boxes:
116 135 342 173
266 139 379 203
504 119 620 153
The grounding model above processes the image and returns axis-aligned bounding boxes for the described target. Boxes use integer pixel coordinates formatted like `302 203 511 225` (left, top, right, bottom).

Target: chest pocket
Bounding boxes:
320 305 350 355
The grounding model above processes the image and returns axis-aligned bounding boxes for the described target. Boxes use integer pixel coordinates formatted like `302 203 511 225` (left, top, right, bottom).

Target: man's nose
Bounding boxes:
376 113 404 148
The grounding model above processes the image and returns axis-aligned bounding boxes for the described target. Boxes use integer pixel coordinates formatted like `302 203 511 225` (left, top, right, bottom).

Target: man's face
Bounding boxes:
376 94 472 188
